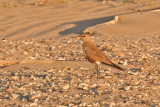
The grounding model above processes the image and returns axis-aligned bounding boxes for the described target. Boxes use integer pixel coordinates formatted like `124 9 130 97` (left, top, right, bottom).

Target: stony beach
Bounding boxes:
0 34 159 106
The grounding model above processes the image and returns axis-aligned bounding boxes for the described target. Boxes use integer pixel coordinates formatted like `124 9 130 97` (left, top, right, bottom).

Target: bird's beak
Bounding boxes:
83 32 95 36
74 36 81 40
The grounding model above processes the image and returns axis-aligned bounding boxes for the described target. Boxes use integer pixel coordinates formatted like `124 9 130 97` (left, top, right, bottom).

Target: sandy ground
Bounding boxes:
0 0 160 40
0 0 160 106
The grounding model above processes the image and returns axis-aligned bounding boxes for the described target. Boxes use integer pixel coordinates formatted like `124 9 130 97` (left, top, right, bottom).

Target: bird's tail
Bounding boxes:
102 62 125 71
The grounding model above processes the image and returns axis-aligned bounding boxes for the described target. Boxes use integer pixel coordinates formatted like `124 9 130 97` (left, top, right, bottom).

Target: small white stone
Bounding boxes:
12 94 19 99
29 93 42 100
83 86 88 90
11 76 18 80
77 83 89 90
30 103 37 107
75 94 80 98
124 86 131 91
123 60 128 65
24 52 28 55
69 103 74 106
90 84 98 88
57 57 65 61
63 84 70 90
110 102 116 107
51 46 55 50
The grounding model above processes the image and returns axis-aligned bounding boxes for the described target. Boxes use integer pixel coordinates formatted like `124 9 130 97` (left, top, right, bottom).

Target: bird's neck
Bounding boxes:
82 38 91 43
82 38 94 47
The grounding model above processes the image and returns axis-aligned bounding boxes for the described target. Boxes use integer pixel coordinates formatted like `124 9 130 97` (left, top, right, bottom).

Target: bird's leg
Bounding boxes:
95 63 100 78
90 63 100 79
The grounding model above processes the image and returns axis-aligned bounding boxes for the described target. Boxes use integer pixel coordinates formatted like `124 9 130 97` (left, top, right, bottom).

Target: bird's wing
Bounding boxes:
84 42 112 64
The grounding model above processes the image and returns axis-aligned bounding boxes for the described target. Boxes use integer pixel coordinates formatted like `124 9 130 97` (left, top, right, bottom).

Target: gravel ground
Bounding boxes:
0 35 160 106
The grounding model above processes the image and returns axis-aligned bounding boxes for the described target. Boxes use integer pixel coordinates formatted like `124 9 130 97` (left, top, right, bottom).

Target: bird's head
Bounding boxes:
75 32 95 41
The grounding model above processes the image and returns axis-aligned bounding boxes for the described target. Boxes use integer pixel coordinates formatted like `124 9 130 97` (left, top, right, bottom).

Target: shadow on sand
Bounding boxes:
59 6 160 36
59 16 115 36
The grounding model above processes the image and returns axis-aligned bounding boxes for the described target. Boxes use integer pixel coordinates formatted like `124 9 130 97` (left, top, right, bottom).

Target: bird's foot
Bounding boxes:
90 74 99 79
90 70 100 79
90 73 94 79
94 70 100 78
96 72 100 78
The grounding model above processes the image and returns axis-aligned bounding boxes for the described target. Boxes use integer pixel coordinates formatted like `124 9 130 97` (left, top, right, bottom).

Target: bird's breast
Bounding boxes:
85 55 96 63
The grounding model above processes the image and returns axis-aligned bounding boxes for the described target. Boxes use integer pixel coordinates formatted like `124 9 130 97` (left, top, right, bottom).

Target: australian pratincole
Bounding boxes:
77 32 124 77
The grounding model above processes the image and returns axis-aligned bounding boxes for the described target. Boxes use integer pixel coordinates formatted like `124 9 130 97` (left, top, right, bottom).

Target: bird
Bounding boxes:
77 32 124 77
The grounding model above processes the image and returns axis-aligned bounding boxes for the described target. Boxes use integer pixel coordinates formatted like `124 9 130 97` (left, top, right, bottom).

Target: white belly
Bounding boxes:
96 61 101 65
82 42 86 56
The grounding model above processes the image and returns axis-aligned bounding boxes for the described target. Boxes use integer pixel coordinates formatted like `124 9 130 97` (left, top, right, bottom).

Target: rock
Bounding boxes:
77 83 89 90
30 103 37 107
63 84 70 91
123 60 128 65
75 94 80 98
11 76 18 80
124 86 131 91
29 93 42 101
90 84 98 88
57 57 65 61
69 103 74 106
110 102 116 107
12 94 19 99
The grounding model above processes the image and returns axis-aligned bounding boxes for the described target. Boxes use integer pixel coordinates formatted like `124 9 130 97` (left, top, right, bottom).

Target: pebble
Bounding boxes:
123 60 128 65
30 103 37 107
12 94 19 99
124 86 131 91
11 76 19 80
110 102 116 107
57 57 65 61
63 84 70 90
77 83 89 90
29 93 42 101
90 84 98 88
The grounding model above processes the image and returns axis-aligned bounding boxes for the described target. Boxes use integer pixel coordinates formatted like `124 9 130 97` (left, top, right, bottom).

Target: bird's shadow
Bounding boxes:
59 16 115 36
